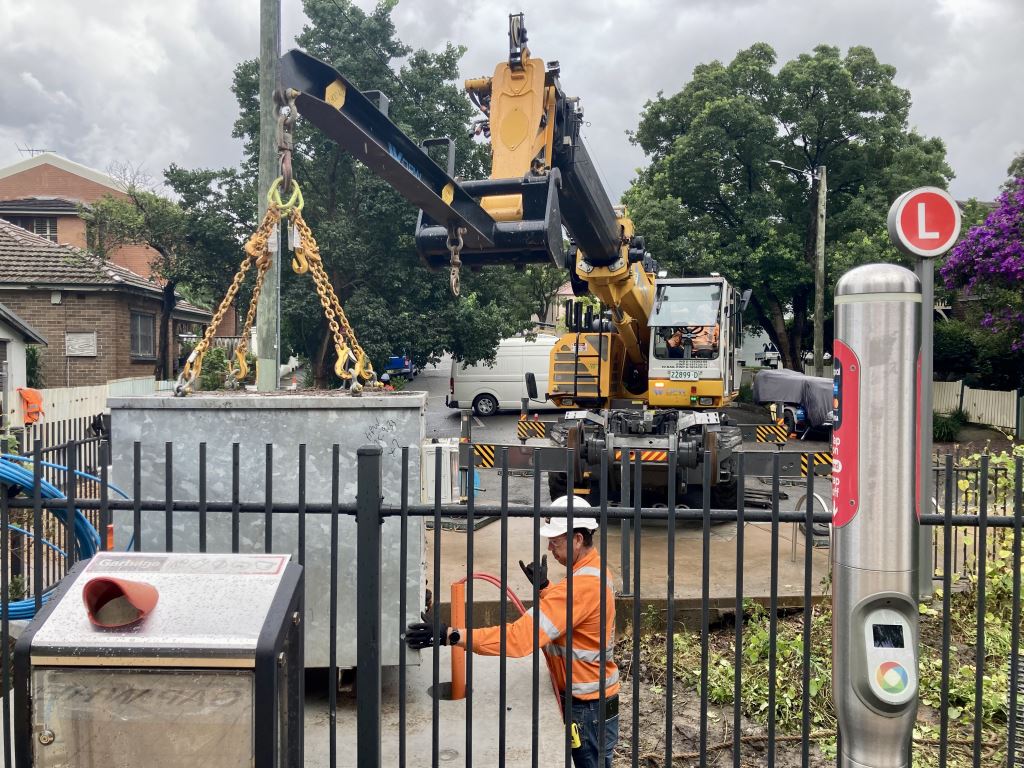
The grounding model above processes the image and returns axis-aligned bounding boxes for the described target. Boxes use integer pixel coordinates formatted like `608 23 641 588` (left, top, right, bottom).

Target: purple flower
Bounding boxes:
941 178 1024 347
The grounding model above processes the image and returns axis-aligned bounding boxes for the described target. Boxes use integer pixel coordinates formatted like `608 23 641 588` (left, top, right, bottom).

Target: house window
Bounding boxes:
3 216 58 242
130 312 156 358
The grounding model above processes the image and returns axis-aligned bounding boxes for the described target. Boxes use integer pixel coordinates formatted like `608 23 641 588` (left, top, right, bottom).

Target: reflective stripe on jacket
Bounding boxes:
467 547 618 700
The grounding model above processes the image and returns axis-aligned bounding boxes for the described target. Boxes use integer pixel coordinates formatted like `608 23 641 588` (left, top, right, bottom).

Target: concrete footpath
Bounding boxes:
303 647 565 767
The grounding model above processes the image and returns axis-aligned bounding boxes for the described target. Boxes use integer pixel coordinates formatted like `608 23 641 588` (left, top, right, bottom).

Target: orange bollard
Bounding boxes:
450 580 466 700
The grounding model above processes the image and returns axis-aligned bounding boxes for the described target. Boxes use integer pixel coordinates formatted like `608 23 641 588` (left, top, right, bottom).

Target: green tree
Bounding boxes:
625 44 952 369
520 264 568 327
1005 150 1024 191
222 0 534 384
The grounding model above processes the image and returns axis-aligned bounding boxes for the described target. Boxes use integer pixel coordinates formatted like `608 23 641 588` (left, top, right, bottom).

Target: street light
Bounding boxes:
768 159 828 377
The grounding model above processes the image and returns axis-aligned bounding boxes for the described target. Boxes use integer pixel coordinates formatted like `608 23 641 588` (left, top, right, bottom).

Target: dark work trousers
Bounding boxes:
569 697 619 768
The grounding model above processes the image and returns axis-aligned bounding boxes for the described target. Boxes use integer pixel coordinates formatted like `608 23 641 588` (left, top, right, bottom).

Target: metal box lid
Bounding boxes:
30 552 292 661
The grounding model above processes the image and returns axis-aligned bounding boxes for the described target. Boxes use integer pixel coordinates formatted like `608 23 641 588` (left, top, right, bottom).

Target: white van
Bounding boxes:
447 335 558 416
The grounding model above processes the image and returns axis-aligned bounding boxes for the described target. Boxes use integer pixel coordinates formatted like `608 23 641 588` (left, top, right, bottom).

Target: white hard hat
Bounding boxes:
540 495 599 537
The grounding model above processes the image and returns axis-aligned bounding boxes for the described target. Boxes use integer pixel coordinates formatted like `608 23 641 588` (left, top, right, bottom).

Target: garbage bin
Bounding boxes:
14 552 303 768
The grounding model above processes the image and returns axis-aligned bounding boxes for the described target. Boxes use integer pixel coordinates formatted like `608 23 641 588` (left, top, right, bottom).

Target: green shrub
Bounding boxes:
947 407 969 426
25 344 44 388
933 412 961 442
197 347 229 391
737 382 754 403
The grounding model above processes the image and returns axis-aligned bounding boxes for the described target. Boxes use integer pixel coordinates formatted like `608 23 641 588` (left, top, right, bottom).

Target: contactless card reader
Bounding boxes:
849 599 918 712
865 607 917 708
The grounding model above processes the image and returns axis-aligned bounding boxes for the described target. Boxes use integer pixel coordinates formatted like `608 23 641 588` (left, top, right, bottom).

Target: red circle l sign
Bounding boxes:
887 186 962 258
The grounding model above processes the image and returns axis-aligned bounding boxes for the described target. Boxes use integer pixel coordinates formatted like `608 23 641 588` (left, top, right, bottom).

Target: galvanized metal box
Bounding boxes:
14 552 303 768
106 392 426 669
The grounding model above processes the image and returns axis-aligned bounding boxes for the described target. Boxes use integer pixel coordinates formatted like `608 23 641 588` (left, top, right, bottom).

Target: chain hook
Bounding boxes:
447 225 466 297
275 87 298 193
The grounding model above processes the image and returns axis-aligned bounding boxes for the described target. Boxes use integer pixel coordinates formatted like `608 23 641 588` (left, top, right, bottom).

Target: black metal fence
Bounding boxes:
2 440 1022 768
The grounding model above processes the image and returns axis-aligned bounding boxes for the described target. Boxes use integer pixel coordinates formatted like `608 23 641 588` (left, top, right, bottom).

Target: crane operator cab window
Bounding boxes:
651 283 723 360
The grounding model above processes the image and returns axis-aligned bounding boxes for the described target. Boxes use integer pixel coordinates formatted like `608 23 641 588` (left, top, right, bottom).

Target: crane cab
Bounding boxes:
647 276 743 409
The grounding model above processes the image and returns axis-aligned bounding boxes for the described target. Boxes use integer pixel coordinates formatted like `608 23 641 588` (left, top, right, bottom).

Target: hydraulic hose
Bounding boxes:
453 572 565 713
1 454 130 500
0 456 111 620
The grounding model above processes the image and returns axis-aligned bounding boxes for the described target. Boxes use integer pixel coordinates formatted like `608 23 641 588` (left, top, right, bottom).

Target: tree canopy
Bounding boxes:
625 43 952 369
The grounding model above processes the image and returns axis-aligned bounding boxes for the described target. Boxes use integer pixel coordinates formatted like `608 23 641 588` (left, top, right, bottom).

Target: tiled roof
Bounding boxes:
0 197 82 214
0 152 122 192
0 220 211 320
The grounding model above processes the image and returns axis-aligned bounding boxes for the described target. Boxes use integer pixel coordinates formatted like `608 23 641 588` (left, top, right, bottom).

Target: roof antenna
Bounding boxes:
16 144 55 157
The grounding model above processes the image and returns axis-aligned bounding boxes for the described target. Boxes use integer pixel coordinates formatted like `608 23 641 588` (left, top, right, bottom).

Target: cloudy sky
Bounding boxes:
1 0 1020 203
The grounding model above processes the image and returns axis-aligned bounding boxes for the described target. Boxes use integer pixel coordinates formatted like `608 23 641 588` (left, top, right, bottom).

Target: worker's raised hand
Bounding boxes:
519 555 549 590
405 621 450 650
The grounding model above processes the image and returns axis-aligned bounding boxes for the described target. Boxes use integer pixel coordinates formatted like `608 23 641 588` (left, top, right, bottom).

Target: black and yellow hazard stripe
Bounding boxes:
800 452 833 477
516 419 549 439
613 449 669 463
473 443 496 468
756 424 790 443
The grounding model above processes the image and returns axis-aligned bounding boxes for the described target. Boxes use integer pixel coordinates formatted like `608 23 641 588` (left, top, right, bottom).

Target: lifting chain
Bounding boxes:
174 178 298 395
447 225 465 297
289 206 379 391
175 96 378 395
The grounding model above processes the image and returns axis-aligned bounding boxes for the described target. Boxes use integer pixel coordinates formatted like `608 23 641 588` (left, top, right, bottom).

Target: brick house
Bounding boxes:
0 152 236 335
0 220 210 388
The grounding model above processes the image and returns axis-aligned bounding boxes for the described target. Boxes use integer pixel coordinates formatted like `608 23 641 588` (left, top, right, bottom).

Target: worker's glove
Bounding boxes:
519 555 549 590
405 621 449 650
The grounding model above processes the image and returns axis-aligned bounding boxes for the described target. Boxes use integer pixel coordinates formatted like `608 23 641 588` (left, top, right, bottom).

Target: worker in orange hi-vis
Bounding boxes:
405 495 618 768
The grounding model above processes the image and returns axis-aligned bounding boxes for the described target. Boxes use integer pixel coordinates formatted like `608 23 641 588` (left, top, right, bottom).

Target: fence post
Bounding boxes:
356 445 383 768
1016 388 1023 439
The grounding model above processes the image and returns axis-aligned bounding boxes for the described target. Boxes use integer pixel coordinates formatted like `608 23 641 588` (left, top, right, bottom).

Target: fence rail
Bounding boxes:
2 439 1022 768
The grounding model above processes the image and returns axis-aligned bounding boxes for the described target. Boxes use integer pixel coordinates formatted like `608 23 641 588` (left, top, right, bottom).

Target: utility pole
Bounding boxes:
255 0 281 391
813 165 827 378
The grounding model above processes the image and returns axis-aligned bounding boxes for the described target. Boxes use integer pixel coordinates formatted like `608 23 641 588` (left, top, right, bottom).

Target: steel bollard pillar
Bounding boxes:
832 264 921 768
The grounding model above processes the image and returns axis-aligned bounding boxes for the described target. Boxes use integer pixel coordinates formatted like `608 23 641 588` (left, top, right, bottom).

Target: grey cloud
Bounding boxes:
0 0 1018 205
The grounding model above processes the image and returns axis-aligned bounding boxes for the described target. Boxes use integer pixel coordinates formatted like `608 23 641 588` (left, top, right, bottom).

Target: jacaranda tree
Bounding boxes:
941 177 1024 352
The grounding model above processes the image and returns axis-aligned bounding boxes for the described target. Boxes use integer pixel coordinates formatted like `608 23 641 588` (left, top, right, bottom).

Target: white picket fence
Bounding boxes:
34 376 158 423
934 379 1022 434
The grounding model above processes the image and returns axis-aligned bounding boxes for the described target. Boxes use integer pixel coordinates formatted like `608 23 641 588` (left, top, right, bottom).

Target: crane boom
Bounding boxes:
280 13 747 507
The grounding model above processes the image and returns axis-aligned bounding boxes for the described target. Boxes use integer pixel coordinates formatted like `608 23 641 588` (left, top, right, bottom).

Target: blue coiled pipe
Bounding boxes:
1 456 107 619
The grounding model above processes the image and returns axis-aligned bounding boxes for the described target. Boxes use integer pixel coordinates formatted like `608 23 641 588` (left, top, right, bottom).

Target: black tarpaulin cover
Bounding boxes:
752 368 834 427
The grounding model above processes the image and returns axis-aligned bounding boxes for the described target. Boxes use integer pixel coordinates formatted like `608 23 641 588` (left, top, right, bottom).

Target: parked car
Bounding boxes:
447 335 559 416
384 352 415 379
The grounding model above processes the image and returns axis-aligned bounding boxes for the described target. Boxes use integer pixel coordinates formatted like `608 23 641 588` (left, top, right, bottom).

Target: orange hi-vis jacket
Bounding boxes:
467 547 619 700
17 388 44 425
